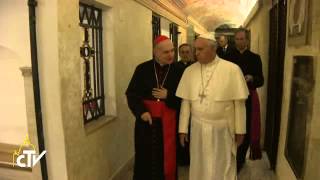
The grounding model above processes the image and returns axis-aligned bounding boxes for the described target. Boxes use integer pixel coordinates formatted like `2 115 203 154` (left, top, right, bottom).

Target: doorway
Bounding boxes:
264 0 287 170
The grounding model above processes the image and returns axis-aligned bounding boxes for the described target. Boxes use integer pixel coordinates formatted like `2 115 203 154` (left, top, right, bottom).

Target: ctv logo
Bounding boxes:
12 135 46 168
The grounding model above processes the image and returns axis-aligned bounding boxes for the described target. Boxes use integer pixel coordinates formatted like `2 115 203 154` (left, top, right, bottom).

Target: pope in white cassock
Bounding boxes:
176 33 249 180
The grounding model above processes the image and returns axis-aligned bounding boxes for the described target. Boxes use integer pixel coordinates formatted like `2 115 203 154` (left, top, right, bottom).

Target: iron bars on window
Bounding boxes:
79 3 105 124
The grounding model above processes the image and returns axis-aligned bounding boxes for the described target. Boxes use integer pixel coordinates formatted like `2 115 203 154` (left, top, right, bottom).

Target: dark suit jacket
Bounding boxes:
216 45 235 61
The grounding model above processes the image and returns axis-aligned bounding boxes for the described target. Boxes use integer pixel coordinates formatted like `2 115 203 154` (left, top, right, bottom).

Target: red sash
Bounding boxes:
143 100 176 180
249 89 262 160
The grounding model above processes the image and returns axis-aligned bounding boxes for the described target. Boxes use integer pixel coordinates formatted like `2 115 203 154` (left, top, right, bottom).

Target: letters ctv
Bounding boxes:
12 135 46 168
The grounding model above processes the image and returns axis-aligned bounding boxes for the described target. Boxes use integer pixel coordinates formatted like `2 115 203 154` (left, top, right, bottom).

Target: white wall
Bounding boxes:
0 0 29 145
0 0 31 67
37 0 68 179
37 0 153 179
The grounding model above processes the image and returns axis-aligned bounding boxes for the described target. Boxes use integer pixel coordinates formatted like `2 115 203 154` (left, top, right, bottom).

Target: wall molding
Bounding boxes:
20 66 32 77
0 143 32 171
135 0 188 28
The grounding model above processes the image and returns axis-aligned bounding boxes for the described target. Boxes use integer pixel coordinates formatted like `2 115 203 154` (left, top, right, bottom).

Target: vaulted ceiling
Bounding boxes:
171 0 258 31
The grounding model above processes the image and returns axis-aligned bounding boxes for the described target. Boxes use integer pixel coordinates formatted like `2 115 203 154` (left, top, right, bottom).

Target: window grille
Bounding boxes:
79 3 105 124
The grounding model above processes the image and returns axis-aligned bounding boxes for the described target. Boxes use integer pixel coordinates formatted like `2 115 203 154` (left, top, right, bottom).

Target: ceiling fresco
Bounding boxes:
171 0 258 31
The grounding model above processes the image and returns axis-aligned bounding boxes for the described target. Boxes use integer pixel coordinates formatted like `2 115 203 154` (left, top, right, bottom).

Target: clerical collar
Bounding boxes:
180 60 189 65
236 47 248 54
154 59 168 67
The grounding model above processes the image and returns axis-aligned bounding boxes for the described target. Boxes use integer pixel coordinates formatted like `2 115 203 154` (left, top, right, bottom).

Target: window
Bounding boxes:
169 23 179 61
79 3 105 124
152 13 161 46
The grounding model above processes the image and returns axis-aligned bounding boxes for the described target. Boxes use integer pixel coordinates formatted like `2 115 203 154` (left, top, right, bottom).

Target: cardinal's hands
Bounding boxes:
152 86 168 100
141 112 152 125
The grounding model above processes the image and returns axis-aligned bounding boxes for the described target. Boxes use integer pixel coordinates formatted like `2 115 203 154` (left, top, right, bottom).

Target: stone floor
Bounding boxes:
125 152 276 180
237 152 276 180
178 152 276 180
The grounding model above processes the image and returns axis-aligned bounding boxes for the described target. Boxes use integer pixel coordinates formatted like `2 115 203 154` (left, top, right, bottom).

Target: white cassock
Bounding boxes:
176 56 249 180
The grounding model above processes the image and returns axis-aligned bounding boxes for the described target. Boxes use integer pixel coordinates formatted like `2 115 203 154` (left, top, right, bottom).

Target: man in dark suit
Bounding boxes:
216 35 234 60
176 43 193 70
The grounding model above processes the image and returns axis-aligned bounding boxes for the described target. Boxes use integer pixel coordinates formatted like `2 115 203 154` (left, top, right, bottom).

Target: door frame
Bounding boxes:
264 0 287 170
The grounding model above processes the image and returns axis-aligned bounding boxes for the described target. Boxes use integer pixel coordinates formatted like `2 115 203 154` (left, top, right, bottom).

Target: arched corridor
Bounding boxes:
1 0 320 180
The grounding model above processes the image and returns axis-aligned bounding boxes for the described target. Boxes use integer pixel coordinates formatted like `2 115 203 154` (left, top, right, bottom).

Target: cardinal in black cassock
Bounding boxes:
126 35 184 180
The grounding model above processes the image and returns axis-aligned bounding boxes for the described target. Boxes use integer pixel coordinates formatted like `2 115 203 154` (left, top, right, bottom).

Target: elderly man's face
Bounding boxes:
235 31 248 51
194 38 216 64
179 45 192 61
218 36 228 47
154 39 175 65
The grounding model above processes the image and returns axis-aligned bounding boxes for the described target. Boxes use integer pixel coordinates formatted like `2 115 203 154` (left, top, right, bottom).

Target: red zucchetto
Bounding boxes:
154 35 170 45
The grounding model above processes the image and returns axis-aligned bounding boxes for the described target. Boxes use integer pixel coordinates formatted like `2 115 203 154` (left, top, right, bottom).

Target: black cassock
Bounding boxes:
126 59 183 180
229 49 264 171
